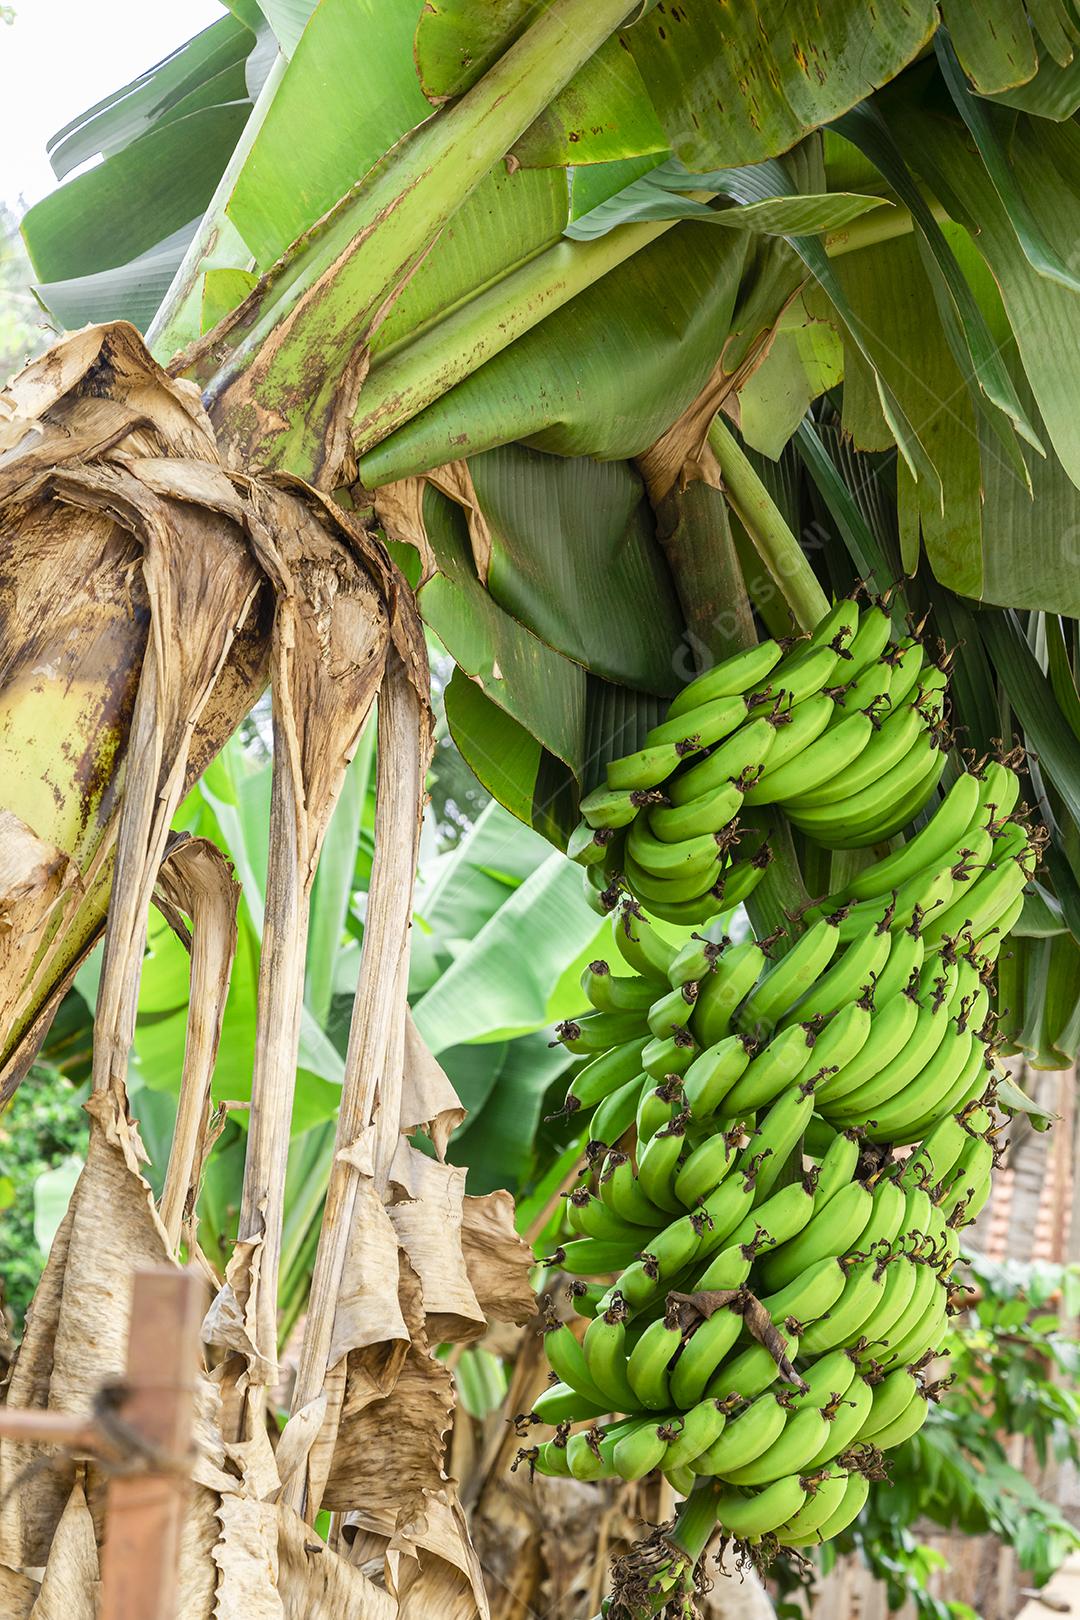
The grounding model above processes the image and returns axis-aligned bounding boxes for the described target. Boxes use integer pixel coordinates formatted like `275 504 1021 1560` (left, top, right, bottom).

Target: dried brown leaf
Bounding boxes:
28 1482 98 1620
285 655 431 1513
0 324 270 1106
387 1144 485 1345
154 835 241 1250
400 1016 465 1160
222 481 391 1416
459 1193 535 1329
0 1563 37 1618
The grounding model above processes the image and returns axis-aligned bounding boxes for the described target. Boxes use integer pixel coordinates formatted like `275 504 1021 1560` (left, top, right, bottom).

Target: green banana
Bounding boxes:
810 1470 870 1541
583 1293 643 1411
853 1172 907 1254
626 1307 683 1409
844 772 984 901
788 736 946 849
694 937 777 1046
599 1151 669 1227
810 1127 863 1211
923 824 1036 953
722 1025 818 1113
675 1127 740 1209
647 778 746 844
611 905 678 980
647 982 700 1039
645 689 762 752
565 1422 624 1481
612 1417 671 1481
557 1010 650 1055
696 1391 788 1475
867 1265 930 1361
666 642 784 721
860 1367 919 1440
669 929 728 987
567 1189 651 1243
816 983 922 1107
739 701 836 808
623 851 721 907
788 693 929 811
531 1437 573 1478
870 922 925 1007
665 1463 697 1496
843 604 894 676
906 1106 986 1193
715 1473 808 1538
531 1380 608 1425
886 637 931 709
581 959 659 1014
559 1036 651 1115
642 851 770 922
745 1080 818 1203
737 916 843 1036
786 928 890 1023
974 760 1022 830
826 966 961 1123
705 1326 800 1402
568 820 617 866
818 862 950 942
641 1209 706 1282
693 1168 759 1260
804 1374 874 1467
692 1239 757 1294
761 1182 873 1293
567 1280 609 1320
682 1033 756 1119
808 597 861 653
663 1398 729 1469
636 1073 685 1142
670 1306 747 1409
792 1349 858 1411
547 1235 642 1276
829 657 893 717
879 1276 948 1370
607 737 706 792
862 1030 976 1144
667 716 779 807
899 1037 989 1144
755 639 843 707
791 996 873 1079
776 1468 851 1545
723 1403 832 1486
938 1133 995 1223
591 1071 648 1146
580 784 663 830
883 1283 949 1372
543 1319 610 1407
637 1117 690 1213
627 816 728 880
869 1388 930 1451
642 1029 699 1080
865 1256 937 1360
726 1177 817 1257
750 709 875 807
797 1256 890 1357
759 1255 849 1329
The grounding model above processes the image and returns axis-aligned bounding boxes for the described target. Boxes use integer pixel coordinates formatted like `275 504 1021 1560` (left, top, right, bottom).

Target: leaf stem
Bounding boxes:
708 415 829 632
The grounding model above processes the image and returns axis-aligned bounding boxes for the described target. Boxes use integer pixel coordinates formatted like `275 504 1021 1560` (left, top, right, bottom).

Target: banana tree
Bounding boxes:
5 0 1080 1612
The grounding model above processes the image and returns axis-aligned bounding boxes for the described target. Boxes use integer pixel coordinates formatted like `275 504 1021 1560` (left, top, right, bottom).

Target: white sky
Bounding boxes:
1 0 225 208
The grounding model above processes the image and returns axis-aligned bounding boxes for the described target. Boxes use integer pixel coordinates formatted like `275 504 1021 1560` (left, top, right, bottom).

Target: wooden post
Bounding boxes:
99 1267 204 1620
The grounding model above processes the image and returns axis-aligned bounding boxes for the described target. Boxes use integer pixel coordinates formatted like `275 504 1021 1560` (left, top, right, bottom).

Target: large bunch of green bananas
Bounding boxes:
519 752 1038 1551
569 597 950 923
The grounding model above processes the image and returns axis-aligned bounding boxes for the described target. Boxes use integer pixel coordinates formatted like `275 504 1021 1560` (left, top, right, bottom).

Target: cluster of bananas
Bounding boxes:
570 596 950 924
520 758 1039 1553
